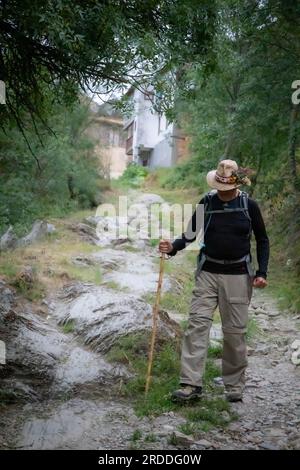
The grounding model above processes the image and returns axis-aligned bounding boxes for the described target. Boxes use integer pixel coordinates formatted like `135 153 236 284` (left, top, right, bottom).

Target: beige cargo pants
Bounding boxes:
180 270 253 393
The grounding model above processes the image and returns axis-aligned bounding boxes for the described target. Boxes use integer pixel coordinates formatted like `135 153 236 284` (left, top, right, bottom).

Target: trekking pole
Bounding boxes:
145 252 166 396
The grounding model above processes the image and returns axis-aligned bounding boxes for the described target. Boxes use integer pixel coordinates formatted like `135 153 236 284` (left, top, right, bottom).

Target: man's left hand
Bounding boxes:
253 277 268 288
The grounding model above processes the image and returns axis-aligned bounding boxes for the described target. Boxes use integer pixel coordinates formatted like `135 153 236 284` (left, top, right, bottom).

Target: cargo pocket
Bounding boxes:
225 296 249 332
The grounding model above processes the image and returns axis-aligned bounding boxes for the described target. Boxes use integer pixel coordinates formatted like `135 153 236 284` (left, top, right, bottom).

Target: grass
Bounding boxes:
106 330 229 426
130 429 143 442
59 259 102 285
102 280 121 290
102 280 130 292
145 250 197 317
143 169 201 207
14 278 45 301
62 319 76 334
268 269 300 313
246 316 263 343
0 214 103 297
121 245 140 253
179 397 233 435
149 239 160 247
0 259 19 278
144 433 157 443
144 168 300 317
7 264 46 301
207 343 223 359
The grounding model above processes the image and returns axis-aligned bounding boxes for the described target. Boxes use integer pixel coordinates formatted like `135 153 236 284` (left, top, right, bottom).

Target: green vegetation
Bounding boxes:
59 261 102 285
0 1 299 313
207 343 223 359
144 433 157 443
130 430 143 442
11 265 45 301
142 0 300 313
246 317 264 344
179 397 233 435
106 330 232 431
0 99 102 237
0 1 216 129
0 259 19 279
145 250 197 316
149 239 160 248
143 169 200 206
0 219 103 295
118 163 150 188
153 163 208 192
62 320 76 334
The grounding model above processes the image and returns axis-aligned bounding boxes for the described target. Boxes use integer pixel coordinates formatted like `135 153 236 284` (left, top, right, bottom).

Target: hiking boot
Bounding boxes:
171 384 202 402
225 389 243 402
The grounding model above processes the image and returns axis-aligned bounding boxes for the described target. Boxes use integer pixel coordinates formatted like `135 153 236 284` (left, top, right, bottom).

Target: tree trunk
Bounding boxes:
68 175 76 199
288 104 299 189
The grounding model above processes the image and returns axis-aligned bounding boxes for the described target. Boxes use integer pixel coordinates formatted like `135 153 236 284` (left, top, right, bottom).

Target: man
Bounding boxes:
159 159 269 402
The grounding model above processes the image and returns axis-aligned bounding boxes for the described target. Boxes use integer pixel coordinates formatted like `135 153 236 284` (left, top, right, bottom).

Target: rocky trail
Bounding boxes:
0 191 299 450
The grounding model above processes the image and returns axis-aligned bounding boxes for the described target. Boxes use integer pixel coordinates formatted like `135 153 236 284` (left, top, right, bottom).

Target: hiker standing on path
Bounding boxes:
159 159 269 402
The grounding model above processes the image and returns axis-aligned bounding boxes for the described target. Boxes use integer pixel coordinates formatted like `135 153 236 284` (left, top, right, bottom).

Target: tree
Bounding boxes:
174 0 300 194
0 0 217 129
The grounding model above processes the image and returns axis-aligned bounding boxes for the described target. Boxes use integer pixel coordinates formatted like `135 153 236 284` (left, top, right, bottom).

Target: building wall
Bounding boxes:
124 87 190 169
125 89 174 166
85 114 128 179
149 137 173 168
101 146 128 179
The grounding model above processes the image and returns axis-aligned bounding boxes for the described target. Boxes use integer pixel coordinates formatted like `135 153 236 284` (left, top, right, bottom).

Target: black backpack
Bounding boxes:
203 190 252 239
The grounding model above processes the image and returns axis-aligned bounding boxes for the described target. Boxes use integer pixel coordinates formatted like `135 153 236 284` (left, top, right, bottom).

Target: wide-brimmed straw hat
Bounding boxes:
206 159 251 191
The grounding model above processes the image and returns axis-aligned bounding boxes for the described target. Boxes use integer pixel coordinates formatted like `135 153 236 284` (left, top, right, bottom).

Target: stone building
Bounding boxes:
86 100 128 179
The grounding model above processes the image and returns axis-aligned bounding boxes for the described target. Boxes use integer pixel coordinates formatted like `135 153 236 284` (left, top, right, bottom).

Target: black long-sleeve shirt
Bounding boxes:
170 193 269 278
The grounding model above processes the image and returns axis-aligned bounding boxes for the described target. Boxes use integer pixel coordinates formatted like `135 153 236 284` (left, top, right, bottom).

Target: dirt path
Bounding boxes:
0 191 299 450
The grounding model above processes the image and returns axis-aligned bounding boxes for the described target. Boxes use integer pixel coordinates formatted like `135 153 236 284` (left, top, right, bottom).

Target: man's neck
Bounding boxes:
217 188 239 202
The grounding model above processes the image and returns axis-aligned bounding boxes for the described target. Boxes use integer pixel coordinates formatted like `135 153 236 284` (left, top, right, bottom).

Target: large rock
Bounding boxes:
47 223 56 234
134 193 165 207
83 215 104 227
0 226 18 250
87 248 171 294
291 350 300 365
1 297 129 397
1 221 55 251
89 192 169 247
291 339 300 366
54 282 179 353
69 222 100 245
0 280 15 319
170 431 195 447
18 220 48 247
291 339 300 350
95 216 129 247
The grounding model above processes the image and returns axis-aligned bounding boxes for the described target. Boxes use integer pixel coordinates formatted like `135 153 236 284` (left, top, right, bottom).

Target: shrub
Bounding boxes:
119 162 149 187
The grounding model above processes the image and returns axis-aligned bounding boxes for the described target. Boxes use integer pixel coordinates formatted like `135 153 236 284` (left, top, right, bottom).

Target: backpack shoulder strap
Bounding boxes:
203 190 217 236
204 190 217 211
239 191 251 221
239 191 252 238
